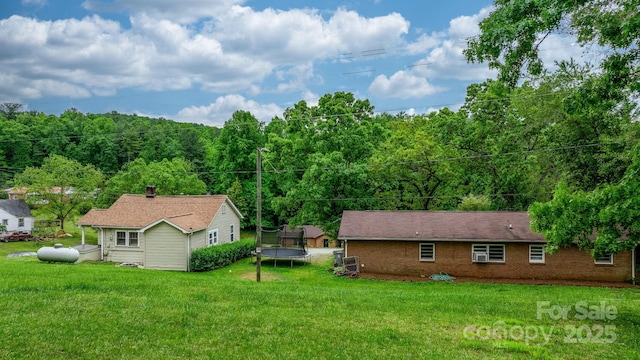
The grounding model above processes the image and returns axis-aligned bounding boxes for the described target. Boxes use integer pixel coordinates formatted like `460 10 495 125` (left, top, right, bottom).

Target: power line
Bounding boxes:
2 140 620 181
0 87 589 144
81 190 549 205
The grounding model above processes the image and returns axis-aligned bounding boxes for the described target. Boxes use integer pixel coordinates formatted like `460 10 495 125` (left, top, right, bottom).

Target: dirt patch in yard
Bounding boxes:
358 272 639 288
239 272 281 281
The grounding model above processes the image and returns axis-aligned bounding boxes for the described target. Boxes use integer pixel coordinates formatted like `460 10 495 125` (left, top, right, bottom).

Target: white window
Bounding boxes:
2 219 7 226
419 243 435 261
129 232 139 247
472 244 505 262
18 218 24 227
116 231 126 246
115 231 139 247
595 253 613 265
208 229 218 246
529 245 545 263
230 225 234 242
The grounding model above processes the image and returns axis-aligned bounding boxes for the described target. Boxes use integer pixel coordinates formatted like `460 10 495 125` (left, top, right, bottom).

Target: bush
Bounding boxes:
190 239 255 272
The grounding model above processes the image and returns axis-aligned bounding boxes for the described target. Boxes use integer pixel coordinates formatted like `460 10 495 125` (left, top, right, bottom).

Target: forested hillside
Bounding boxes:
2 67 638 239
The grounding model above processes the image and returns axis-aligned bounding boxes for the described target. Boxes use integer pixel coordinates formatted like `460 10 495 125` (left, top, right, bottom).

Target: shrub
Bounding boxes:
190 239 255 272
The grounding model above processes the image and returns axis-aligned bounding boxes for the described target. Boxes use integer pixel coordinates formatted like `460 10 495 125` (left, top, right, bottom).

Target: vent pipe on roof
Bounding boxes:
146 186 156 198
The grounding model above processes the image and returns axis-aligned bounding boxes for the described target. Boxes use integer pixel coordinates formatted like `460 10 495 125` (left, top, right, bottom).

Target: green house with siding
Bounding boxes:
77 189 243 271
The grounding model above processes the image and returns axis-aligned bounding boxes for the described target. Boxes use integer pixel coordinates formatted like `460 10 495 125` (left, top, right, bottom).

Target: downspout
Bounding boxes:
99 227 104 261
187 231 192 272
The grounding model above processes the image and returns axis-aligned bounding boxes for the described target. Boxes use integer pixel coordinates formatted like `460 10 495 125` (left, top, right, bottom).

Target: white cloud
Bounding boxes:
82 0 245 24
301 91 320 107
366 6 495 101
416 39 497 81
405 32 443 55
0 68 92 101
212 6 409 65
447 6 493 40
275 64 317 93
0 5 411 107
538 33 597 70
397 7 496 83
22 0 47 5
401 6 582 83
174 94 284 126
369 70 444 99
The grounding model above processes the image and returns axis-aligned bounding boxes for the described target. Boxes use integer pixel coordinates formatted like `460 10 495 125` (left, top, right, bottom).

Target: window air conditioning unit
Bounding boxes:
473 252 488 263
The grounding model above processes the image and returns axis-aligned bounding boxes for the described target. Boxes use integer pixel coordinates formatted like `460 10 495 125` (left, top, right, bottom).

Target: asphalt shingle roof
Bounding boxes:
78 194 237 232
338 210 545 242
0 200 32 217
282 225 325 239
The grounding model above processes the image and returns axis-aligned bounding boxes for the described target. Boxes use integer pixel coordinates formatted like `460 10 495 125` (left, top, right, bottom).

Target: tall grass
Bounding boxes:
0 246 639 359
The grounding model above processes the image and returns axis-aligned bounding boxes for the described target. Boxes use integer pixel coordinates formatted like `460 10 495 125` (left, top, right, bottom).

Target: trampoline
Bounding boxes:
258 225 309 267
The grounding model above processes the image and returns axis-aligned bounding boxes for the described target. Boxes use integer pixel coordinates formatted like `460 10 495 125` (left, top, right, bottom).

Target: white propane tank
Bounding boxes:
37 243 80 263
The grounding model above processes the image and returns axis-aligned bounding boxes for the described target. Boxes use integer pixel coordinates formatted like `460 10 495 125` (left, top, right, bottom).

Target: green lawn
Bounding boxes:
1 239 639 360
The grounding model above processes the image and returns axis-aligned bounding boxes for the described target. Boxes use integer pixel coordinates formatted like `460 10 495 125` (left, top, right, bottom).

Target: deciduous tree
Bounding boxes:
530 147 640 257
14 155 104 230
99 157 206 207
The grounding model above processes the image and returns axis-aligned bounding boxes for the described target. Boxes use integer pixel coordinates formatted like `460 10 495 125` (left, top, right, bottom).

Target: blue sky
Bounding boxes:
0 0 582 127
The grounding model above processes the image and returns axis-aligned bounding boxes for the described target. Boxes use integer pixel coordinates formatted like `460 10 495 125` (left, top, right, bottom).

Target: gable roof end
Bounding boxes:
0 200 32 217
77 194 239 231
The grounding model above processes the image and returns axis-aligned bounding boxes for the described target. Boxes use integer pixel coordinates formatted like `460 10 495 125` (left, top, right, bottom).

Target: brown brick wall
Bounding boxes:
307 236 337 248
346 240 633 282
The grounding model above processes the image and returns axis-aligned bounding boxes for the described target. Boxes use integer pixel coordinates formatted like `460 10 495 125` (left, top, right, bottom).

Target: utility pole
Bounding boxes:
256 147 262 282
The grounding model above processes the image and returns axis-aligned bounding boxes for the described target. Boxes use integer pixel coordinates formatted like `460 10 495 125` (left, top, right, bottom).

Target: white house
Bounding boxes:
0 199 34 234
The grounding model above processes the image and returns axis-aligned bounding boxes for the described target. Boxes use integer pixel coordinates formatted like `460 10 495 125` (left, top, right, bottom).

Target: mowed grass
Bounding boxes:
1 240 639 360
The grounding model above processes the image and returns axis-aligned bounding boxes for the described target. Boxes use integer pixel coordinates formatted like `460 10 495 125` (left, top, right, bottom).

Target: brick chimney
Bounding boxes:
146 185 156 198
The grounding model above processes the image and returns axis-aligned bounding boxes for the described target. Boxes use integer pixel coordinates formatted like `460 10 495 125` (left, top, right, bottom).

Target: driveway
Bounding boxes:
306 247 342 263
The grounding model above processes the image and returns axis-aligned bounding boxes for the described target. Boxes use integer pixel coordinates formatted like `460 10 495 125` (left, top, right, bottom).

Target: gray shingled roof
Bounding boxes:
0 200 32 217
338 210 545 242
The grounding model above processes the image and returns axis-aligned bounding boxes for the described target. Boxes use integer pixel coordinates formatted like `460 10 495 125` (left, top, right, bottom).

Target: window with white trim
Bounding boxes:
472 244 505 262
594 253 613 265
18 218 24 227
529 245 545 263
230 225 234 242
115 231 140 247
208 229 218 246
419 243 435 261
2 219 7 226
128 232 139 247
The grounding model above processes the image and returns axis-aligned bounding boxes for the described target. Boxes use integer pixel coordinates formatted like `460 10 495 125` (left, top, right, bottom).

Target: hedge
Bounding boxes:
190 239 255 272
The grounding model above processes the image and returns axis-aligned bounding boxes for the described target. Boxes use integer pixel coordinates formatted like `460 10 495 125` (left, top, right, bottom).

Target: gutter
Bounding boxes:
187 230 193 272
339 237 546 243
98 227 104 261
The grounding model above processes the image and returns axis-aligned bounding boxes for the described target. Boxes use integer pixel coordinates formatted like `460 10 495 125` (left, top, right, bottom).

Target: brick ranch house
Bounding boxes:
338 211 638 283
77 190 243 271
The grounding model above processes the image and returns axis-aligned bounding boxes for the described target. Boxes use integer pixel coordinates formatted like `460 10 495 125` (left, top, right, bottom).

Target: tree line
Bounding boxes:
3 73 638 240
2 0 639 256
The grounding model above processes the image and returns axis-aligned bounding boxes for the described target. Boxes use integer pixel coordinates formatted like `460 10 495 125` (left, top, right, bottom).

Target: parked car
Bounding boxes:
0 231 33 242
